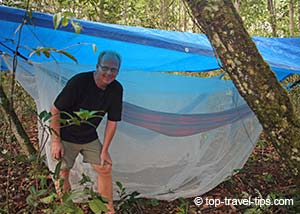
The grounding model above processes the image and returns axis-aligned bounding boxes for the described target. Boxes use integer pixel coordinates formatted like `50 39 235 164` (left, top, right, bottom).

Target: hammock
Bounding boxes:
1 5 299 200
3 54 262 200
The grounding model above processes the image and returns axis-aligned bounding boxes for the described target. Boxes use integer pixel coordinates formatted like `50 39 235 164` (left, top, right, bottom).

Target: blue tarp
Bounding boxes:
0 5 299 81
2 5 296 200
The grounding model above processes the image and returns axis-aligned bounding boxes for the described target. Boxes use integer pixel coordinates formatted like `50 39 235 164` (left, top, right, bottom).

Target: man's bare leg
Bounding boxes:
54 169 71 195
92 164 114 214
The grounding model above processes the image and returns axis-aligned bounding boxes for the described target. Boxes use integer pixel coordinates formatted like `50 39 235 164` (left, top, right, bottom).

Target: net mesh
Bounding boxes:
3 54 262 200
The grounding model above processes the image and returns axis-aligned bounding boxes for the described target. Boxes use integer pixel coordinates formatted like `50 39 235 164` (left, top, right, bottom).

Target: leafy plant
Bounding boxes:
145 198 160 207
24 109 111 213
29 46 78 63
116 181 143 214
262 173 275 184
53 12 82 33
175 197 196 214
26 164 110 214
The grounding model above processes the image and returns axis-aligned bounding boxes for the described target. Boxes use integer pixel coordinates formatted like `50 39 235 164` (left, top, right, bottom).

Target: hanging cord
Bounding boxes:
0 41 28 61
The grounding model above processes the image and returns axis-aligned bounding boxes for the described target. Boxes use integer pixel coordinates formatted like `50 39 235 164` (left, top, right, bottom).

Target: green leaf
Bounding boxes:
54 203 74 214
15 154 26 162
74 109 90 120
44 112 52 122
61 191 71 203
116 181 123 190
89 199 108 213
149 198 160 207
39 110 52 122
58 50 78 64
58 118 68 126
131 191 140 198
26 196 39 207
53 12 62 29
79 173 92 185
74 109 99 121
29 47 50 58
92 44 97 53
71 117 81 126
61 16 69 27
42 50 51 58
28 154 38 162
64 190 86 203
53 160 62 180
29 49 40 58
71 21 82 34
100 196 109 203
38 175 48 188
36 189 48 197
39 110 48 120
74 207 84 214
29 186 37 195
40 193 57 204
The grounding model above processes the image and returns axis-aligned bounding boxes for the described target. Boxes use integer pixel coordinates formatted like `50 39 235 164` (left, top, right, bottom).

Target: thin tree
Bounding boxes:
290 0 295 37
267 0 277 37
233 0 241 13
184 0 300 189
298 0 300 35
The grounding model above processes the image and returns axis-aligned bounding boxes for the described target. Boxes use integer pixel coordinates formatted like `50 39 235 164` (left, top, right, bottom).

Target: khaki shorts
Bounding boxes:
60 139 102 170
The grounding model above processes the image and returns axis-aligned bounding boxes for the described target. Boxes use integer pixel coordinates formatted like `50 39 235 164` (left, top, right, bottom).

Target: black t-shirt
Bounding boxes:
54 72 123 144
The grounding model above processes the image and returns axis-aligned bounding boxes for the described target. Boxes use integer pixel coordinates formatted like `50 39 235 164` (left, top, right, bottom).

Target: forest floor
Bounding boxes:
1 113 299 214
0 76 300 214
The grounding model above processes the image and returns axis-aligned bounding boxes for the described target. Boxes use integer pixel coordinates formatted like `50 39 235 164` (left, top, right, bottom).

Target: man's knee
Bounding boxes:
92 164 112 176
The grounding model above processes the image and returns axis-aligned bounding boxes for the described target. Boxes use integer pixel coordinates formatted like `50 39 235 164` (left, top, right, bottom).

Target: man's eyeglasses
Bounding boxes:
98 64 119 75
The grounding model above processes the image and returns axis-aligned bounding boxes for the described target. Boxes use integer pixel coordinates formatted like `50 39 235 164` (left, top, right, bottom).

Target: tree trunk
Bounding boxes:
0 84 36 156
298 0 300 35
184 0 300 188
289 0 294 37
99 0 105 22
183 1 188 31
267 0 277 37
178 0 182 30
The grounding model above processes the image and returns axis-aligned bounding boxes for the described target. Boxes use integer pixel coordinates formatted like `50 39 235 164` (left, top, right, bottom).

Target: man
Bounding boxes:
50 51 123 214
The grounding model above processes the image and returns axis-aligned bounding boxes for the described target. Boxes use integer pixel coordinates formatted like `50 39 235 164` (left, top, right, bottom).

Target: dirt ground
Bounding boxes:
0 115 299 213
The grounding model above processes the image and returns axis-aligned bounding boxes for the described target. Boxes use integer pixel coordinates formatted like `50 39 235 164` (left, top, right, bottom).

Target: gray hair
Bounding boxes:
97 50 122 67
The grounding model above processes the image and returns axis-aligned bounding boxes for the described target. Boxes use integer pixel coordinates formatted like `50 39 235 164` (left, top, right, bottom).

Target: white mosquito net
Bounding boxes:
1 4 299 202
3 54 262 200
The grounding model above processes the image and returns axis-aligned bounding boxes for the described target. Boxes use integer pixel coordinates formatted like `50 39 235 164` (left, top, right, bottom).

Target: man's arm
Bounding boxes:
50 105 64 159
100 120 117 166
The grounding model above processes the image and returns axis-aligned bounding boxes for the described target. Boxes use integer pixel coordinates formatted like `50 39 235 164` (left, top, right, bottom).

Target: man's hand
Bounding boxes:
50 105 63 160
100 150 112 166
51 141 64 160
